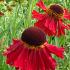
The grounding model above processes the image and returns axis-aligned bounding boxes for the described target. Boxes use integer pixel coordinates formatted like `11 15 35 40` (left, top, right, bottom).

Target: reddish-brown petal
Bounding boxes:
46 44 64 59
64 9 70 20
36 0 47 11
32 10 45 20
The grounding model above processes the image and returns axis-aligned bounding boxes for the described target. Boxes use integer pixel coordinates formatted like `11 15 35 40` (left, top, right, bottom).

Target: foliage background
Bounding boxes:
0 0 70 70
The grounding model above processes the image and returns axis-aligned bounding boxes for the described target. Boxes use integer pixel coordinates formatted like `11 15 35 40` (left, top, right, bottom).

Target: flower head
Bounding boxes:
47 4 64 19
3 27 64 70
21 27 46 46
32 0 70 36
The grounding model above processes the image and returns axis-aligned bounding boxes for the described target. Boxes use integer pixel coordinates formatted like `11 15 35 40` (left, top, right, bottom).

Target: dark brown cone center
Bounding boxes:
49 4 64 15
21 27 46 46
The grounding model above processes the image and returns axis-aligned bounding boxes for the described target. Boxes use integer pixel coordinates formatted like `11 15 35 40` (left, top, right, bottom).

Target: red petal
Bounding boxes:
28 49 35 70
44 17 56 36
14 47 29 69
6 44 23 65
29 49 39 70
34 19 55 36
28 49 46 70
57 24 64 37
48 19 56 34
40 48 56 70
37 49 45 70
6 39 21 51
12 39 20 44
46 44 64 59
36 0 47 11
44 17 51 28
64 9 70 20
24 49 32 70
32 10 45 20
59 20 69 29
57 20 67 36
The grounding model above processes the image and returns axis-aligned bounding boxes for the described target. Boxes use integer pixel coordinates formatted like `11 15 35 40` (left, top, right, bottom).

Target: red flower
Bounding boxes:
32 0 70 36
3 27 64 70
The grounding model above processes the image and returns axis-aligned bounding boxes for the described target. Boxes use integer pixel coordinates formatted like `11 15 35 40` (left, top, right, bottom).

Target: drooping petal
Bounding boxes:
64 9 70 20
48 18 56 34
44 17 51 28
36 0 47 11
34 18 55 36
24 49 32 70
57 20 68 36
28 49 35 70
59 19 69 30
45 43 64 59
14 47 29 69
5 43 23 65
44 17 56 36
37 49 45 70
6 39 21 51
28 49 46 70
58 24 65 36
29 49 39 70
40 47 56 70
32 10 45 20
